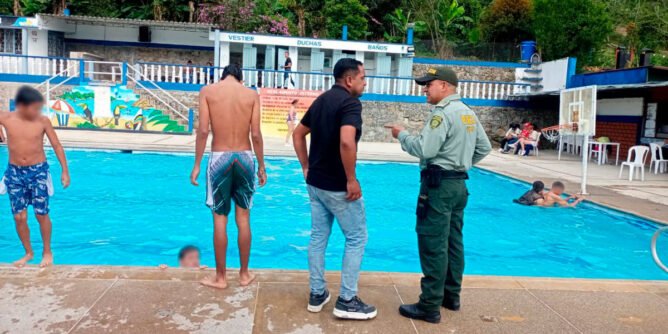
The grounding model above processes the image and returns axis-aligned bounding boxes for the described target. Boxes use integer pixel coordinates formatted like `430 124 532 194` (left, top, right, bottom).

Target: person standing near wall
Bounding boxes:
386 67 491 324
280 51 295 89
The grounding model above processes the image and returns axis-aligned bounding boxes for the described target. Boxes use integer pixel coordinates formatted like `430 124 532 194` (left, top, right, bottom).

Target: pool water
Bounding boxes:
0 148 666 280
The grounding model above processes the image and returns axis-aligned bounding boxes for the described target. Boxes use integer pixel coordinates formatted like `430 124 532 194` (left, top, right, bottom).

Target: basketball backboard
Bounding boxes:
559 85 597 136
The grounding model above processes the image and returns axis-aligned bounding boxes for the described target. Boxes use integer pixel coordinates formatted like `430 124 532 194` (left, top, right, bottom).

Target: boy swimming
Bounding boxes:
159 245 208 269
0 86 70 268
538 181 584 208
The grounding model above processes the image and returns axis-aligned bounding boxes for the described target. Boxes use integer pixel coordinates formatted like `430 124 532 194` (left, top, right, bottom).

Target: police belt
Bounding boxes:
420 165 469 182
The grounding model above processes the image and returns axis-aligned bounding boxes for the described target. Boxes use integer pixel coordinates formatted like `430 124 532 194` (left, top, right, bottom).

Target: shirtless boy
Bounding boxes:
537 181 584 208
0 86 70 267
190 64 267 289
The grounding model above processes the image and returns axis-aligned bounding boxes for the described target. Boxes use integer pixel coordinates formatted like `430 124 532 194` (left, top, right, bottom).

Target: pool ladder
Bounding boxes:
651 226 668 273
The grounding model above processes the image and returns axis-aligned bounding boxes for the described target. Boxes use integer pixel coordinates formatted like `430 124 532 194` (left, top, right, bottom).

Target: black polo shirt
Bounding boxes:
300 85 363 192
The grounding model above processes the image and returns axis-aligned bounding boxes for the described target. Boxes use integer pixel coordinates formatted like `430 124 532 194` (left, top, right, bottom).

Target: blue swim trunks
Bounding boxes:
206 151 256 216
1 162 53 215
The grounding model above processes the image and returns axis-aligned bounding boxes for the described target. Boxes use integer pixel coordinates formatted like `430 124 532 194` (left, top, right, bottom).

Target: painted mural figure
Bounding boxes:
190 64 267 290
0 86 70 268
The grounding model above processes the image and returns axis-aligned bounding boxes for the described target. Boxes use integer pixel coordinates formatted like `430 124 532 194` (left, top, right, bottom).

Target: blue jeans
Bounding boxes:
307 185 367 300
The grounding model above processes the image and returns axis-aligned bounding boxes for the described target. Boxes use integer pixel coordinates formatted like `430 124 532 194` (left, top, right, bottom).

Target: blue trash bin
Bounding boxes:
520 41 537 63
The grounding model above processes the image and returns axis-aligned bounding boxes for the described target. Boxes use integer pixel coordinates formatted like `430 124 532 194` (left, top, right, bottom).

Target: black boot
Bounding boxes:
398 303 441 323
442 298 460 311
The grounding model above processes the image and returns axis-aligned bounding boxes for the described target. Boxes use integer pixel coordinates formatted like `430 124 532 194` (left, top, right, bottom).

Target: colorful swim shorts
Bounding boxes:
206 151 256 216
1 161 53 215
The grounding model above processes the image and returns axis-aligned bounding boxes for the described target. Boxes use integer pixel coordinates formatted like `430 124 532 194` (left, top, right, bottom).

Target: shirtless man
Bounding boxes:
537 181 584 208
190 64 267 289
0 86 70 268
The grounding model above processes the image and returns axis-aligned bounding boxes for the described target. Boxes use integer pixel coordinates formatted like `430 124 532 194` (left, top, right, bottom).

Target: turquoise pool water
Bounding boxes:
0 148 666 280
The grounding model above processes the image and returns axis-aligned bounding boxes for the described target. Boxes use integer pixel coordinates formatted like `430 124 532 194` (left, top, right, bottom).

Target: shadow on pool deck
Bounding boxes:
1 265 667 333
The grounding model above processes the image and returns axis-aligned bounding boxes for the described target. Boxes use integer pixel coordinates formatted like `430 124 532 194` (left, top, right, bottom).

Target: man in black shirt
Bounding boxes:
281 51 295 89
293 58 376 320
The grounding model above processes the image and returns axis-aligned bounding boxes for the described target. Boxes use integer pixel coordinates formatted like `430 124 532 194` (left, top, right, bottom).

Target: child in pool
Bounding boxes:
159 245 208 270
537 181 584 208
0 86 70 268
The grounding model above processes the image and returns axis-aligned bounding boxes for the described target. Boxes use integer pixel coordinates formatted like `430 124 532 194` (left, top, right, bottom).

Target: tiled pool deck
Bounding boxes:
1 130 667 333
1 266 667 334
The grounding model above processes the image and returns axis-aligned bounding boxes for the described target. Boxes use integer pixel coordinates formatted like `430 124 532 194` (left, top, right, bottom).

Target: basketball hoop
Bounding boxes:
541 123 578 143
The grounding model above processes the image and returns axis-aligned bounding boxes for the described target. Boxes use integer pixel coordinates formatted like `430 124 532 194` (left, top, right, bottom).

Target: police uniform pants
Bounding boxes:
416 179 468 312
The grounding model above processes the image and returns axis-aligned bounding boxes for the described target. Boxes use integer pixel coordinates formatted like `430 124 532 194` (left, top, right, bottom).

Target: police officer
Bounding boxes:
386 67 491 324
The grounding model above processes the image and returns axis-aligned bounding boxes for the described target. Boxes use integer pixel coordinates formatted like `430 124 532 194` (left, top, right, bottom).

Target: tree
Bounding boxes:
411 0 472 57
479 0 533 44
323 0 368 40
383 8 426 43
533 0 612 67
605 0 668 66
278 0 323 36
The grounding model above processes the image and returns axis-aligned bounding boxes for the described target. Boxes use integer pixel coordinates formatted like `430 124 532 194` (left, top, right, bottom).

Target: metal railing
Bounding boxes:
127 64 191 126
651 226 668 273
1 56 530 100
0 53 80 77
135 61 530 99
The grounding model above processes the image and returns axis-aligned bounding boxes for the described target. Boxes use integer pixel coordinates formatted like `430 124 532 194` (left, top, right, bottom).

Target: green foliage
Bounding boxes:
410 0 472 56
534 0 612 67
323 0 368 40
383 8 426 43
479 0 533 44
76 121 98 129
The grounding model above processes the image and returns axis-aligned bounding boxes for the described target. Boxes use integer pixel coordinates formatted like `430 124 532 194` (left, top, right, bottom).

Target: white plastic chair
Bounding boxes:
528 133 541 156
574 135 584 155
649 143 668 174
619 145 650 181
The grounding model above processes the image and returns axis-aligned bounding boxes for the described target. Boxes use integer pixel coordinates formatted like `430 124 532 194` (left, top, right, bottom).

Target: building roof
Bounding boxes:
569 66 668 88
38 14 214 30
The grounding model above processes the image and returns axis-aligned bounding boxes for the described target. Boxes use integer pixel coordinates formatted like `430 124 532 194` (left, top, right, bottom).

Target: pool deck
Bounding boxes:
1 265 667 334
47 129 668 224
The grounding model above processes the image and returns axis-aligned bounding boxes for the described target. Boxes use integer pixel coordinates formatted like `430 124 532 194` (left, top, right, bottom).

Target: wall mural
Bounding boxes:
45 85 187 133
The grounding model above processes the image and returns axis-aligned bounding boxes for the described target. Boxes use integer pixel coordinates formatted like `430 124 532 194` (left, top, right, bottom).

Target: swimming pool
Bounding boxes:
0 147 666 280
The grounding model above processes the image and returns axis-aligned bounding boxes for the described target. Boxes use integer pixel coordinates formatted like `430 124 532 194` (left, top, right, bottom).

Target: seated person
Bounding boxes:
159 245 207 269
514 181 545 205
537 181 584 208
499 123 521 153
515 123 540 156
504 122 531 154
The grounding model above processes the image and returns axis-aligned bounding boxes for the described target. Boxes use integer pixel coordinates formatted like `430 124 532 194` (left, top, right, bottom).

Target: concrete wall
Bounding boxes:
65 43 214 66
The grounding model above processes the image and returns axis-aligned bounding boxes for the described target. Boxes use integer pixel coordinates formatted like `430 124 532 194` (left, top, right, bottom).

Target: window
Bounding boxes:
48 31 65 57
0 29 22 54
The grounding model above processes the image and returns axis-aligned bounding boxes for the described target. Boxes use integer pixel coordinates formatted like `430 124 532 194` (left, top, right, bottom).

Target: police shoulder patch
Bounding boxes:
430 115 443 129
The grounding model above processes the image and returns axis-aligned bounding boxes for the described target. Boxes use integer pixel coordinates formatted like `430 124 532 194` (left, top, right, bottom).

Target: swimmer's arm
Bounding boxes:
43 117 69 188
0 113 6 141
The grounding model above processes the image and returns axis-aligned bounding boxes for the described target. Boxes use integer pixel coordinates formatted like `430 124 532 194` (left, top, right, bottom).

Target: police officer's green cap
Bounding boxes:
415 66 458 86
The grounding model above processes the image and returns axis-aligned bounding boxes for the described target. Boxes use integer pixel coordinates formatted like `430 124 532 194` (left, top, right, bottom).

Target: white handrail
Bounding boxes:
127 75 188 121
34 64 78 89
127 65 190 116
651 226 668 273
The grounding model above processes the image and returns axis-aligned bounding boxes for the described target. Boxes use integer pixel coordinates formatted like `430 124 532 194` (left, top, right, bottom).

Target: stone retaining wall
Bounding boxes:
412 63 516 82
65 43 214 66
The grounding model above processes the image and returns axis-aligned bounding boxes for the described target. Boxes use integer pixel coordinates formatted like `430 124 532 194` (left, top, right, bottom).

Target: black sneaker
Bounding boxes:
307 289 331 313
333 296 377 320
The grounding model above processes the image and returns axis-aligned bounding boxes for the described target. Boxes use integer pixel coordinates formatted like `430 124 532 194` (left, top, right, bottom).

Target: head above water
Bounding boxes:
15 86 45 119
333 58 366 98
178 245 200 268
532 181 545 193
551 181 565 195
415 66 458 105
222 64 243 82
